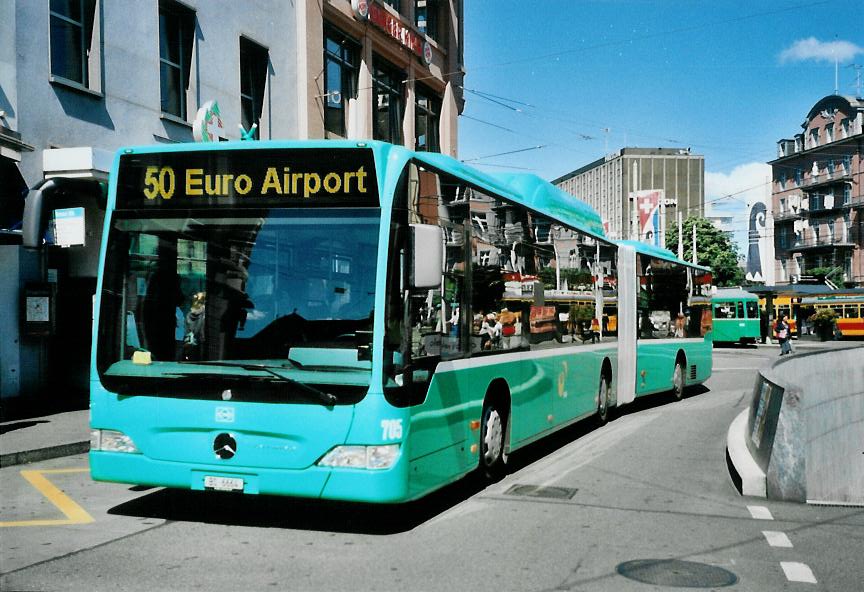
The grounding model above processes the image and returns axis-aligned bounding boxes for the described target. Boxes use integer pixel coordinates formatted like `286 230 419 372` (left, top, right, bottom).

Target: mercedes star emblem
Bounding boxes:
213 433 237 460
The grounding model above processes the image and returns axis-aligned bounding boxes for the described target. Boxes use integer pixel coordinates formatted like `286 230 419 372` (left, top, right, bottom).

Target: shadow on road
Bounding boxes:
107 472 489 535
107 385 712 534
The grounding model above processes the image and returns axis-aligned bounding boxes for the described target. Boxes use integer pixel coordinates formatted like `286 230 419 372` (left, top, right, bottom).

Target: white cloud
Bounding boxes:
705 162 772 253
705 162 771 210
779 37 863 64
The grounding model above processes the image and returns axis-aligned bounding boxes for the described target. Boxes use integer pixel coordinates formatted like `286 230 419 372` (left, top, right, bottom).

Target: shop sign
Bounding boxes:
353 0 433 64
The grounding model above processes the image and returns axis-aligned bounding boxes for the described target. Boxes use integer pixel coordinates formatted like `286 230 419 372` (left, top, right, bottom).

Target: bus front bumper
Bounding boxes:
90 451 411 503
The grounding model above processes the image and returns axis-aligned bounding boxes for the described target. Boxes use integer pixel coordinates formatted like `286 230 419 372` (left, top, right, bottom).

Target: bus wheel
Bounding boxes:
672 360 685 401
480 401 507 479
597 375 610 425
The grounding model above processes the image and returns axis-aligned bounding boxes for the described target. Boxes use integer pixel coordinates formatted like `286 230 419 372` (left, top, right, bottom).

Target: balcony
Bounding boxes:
789 235 857 252
806 194 852 213
803 171 852 191
773 209 801 222
843 195 864 210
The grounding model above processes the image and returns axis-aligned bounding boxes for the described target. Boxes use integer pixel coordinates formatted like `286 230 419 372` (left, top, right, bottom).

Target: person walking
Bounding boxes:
774 313 793 356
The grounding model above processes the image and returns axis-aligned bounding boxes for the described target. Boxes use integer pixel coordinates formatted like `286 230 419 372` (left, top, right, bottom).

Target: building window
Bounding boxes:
159 1 195 120
415 0 438 40
810 193 824 211
825 123 834 143
778 171 786 190
841 118 851 138
323 28 359 137
49 0 98 88
372 58 404 145
809 128 819 148
843 155 852 173
415 86 440 152
240 37 268 139
827 159 835 175
794 168 802 186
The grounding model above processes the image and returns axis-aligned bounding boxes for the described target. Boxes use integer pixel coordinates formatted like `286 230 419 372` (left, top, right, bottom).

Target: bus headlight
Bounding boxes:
318 444 400 470
90 429 140 453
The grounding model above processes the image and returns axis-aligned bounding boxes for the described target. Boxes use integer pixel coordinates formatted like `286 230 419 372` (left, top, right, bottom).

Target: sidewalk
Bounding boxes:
0 409 90 467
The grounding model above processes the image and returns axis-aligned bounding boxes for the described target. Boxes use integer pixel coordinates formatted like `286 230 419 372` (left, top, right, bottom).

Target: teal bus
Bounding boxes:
711 288 761 345
87 140 712 502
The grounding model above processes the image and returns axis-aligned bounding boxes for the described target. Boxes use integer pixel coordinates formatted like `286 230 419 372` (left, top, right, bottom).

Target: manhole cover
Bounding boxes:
617 559 737 588
504 484 577 499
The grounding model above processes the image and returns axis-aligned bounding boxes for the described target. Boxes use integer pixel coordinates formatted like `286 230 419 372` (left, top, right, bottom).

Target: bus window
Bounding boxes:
746 301 759 319
737 302 745 319
639 256 689 339
714 303 734 319
844 305 859 318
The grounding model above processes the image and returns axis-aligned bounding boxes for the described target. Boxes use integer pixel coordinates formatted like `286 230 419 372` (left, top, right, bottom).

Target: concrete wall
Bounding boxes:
748 346 864 505
0 1 17 129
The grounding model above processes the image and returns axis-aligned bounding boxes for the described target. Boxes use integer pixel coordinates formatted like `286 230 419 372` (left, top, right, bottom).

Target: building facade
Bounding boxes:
553 147 704 243
0 0 464 402
769 95 863 285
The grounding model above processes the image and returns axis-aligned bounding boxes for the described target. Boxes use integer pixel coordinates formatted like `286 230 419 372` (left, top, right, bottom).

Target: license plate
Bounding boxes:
204 476 244 492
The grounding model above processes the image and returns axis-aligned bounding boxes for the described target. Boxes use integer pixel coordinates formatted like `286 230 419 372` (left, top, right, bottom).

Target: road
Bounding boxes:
2 345 862 591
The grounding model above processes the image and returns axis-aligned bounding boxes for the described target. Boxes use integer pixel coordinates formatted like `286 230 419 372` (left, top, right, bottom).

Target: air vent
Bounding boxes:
690 365 697 379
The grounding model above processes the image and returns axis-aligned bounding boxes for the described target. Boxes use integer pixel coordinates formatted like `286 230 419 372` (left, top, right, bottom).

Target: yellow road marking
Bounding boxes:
0 468 94 527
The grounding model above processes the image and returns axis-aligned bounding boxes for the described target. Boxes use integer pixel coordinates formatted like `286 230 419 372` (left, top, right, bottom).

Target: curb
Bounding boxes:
0 442 90 468
726 409 765 497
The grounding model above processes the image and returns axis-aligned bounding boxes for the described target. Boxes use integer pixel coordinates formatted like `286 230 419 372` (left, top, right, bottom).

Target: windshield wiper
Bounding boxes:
175 361 337 406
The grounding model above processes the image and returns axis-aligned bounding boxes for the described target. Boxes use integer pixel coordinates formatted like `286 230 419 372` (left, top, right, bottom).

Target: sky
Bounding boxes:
457 0 864 253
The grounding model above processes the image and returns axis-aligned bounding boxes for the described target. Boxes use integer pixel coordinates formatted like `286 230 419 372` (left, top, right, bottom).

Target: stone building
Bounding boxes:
769 95 863 285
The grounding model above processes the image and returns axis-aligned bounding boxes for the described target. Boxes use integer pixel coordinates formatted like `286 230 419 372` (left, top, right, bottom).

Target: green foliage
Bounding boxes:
665 216 744 287
538 267 592 289
538 267 556 289
569 303 594 323
808 308 837 326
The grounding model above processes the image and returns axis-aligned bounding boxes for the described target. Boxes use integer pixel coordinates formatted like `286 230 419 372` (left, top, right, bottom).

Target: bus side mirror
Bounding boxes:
409 224 443 289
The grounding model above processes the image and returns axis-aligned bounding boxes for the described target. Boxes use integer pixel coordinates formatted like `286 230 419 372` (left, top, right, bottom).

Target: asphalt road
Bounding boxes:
2 344 862 591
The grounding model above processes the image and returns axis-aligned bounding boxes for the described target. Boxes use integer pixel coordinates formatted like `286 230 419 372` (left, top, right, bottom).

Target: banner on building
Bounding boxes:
632 189 664 247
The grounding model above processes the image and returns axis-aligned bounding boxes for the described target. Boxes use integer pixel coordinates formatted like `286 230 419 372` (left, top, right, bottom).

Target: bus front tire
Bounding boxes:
480 401 508 480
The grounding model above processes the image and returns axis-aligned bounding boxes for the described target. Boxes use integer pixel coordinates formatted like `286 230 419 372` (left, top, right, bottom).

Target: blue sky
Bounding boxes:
457 0 864 251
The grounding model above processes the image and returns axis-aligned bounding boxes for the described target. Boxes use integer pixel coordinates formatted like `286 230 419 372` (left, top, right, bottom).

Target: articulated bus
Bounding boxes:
801 295 864 337
712 288 761 345
86 140 712 503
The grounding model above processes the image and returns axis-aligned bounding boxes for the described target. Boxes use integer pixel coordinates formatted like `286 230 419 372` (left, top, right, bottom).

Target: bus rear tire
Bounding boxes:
597 374 610 425
672 360 685 401
479 400 508 480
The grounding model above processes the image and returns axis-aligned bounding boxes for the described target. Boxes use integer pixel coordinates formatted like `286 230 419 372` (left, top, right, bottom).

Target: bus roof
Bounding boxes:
114 140 608 240
615 239 712 272
412 152 605 237
712 288 758 301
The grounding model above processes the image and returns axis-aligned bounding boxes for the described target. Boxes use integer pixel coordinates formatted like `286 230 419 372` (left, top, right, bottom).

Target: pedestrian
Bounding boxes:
774 313 792 356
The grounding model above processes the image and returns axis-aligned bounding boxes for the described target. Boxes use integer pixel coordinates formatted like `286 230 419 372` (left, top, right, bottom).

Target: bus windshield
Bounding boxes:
96 209 380 386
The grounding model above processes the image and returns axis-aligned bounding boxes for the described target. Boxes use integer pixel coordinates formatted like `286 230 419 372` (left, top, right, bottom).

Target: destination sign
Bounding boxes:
115 148 379 209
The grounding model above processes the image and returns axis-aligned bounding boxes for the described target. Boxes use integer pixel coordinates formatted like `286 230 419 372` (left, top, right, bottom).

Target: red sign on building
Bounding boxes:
353 0 432 64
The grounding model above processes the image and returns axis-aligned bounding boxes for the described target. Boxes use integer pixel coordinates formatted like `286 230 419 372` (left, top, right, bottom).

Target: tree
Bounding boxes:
665 216 744 287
